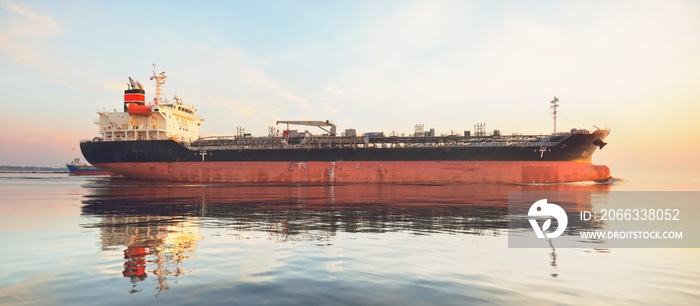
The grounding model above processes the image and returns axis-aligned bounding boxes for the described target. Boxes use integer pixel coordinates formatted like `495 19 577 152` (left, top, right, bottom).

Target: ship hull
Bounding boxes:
81 131 610 184
66 165 112 176
91 160 609 184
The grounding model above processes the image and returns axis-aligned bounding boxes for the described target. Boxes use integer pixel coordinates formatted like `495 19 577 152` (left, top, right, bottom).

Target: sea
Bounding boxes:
1 173 699 305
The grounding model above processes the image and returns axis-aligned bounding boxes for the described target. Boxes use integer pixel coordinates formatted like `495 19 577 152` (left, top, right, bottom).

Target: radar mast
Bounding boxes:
151 63 167 105
550 96 559 134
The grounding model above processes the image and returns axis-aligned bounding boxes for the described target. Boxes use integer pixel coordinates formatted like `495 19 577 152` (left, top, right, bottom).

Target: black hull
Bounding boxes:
81 133 606 164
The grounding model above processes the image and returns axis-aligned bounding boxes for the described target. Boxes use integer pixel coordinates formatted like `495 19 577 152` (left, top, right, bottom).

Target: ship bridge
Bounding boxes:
94 65 203 142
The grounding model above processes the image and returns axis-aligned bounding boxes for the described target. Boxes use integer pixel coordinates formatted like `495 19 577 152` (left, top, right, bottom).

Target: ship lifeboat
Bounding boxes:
127 103 152 115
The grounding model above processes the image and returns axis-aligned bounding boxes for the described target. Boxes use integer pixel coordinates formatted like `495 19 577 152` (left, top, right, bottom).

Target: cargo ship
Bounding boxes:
66 158 112 176
80 66 610 184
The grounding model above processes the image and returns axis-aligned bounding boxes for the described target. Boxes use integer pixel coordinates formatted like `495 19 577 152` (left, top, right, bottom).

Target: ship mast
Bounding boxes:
151 63 167 105
550 96 559 134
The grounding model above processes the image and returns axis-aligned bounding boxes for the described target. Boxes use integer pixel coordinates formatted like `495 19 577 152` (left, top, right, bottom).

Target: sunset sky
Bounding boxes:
1 0 698 181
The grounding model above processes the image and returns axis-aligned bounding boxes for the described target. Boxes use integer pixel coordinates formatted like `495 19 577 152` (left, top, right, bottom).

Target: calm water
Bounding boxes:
1 173 699 305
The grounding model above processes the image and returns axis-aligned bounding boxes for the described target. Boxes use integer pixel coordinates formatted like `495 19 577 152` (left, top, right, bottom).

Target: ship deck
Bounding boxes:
187 134 569 150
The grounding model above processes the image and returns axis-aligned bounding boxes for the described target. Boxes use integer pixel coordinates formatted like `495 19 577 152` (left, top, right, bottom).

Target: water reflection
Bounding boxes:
548 239 558 278
92 214 200 294
80 179 611 293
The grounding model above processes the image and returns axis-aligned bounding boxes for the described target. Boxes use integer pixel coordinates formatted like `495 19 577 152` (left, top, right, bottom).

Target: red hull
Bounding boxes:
93 161 610 184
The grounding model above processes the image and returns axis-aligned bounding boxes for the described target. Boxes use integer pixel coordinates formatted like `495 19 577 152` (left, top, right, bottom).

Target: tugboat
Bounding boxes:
66 158 112 176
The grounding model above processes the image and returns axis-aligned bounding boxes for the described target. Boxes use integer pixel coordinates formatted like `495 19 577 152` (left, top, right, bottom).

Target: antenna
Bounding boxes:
474 123 486 136
151 64 168 105
550 96 559 134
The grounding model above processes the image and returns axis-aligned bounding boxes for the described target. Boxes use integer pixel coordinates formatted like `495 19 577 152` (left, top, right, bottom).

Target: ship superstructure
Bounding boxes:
95 65 203 143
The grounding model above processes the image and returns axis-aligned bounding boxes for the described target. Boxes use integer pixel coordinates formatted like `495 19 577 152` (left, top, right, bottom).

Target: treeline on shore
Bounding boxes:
0 165 68 172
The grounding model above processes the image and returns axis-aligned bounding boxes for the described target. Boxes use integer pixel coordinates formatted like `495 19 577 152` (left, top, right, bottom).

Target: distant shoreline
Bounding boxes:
0 165 68 173
0 170 68 173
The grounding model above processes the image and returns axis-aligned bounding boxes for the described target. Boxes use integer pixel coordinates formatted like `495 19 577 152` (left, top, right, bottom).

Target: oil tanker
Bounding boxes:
80 67 611 184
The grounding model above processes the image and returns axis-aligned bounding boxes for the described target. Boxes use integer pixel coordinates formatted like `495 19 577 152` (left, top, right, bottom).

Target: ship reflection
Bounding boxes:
80 179 610 293
95 214 199 295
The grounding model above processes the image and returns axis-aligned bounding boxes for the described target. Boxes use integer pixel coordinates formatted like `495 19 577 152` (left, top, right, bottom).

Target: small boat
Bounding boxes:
66 158 112 176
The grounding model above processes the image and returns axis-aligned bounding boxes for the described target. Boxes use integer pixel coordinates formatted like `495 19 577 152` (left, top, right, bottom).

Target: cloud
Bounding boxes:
0 2 102 93
316 0 700 134
0 2 60 66
365 1 457 61
324 84 344 96
240 67 311 109
147 42 329 135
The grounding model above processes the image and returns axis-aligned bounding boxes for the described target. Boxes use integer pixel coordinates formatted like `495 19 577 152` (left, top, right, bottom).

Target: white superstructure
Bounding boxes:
95 65 203 142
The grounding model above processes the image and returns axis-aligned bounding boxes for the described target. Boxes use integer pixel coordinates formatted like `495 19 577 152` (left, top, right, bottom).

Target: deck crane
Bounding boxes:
276 120 337 136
